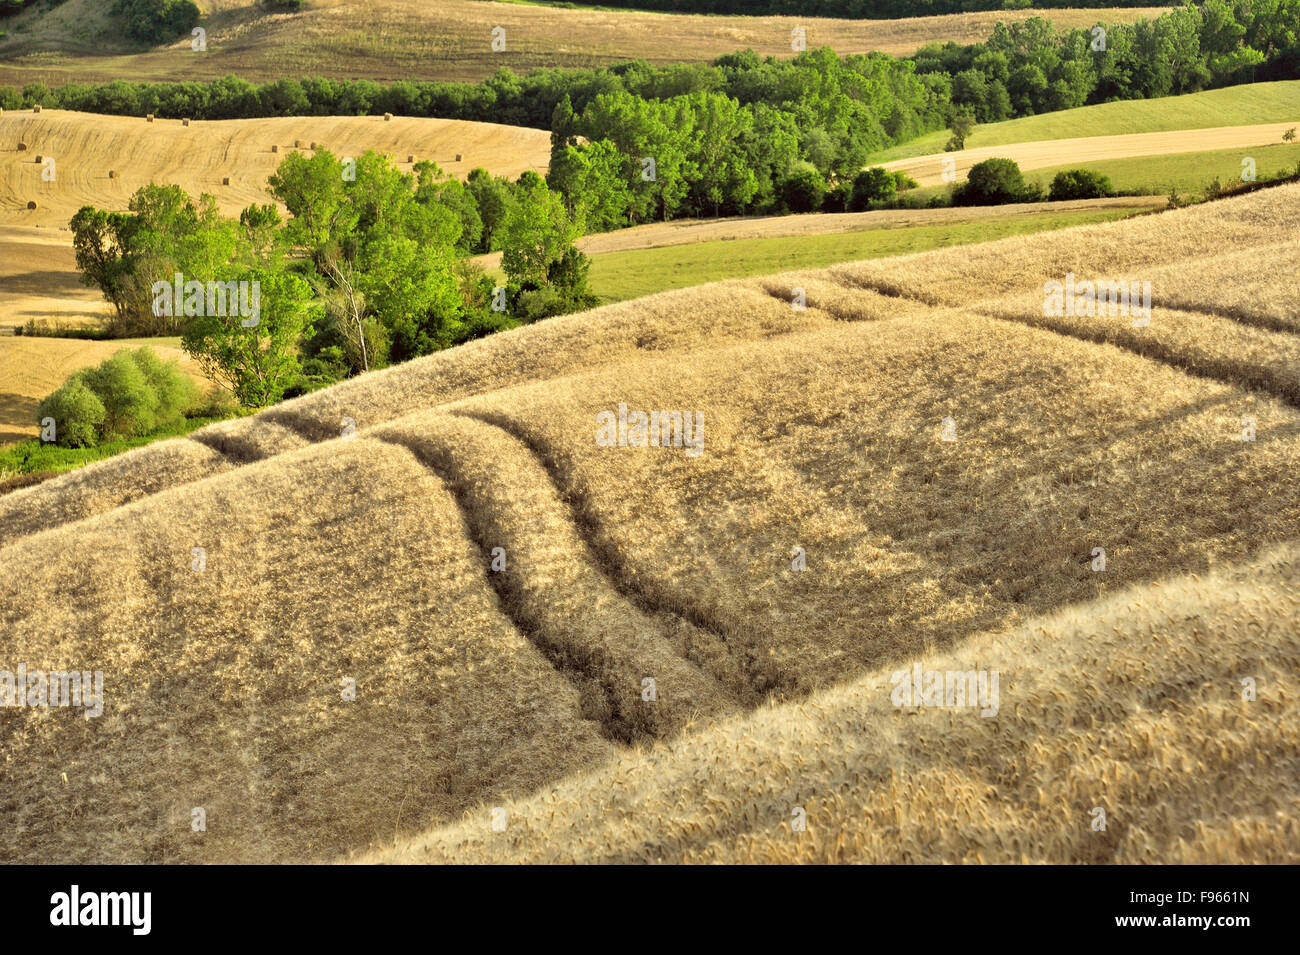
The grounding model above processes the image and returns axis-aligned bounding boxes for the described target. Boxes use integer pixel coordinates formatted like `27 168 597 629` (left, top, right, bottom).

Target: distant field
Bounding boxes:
478 198 1163 302
0 110 552 230
0 225 102 327
0 0 1169 86
880 121 1300 188
1023 142 1300 196
869 81 1300 163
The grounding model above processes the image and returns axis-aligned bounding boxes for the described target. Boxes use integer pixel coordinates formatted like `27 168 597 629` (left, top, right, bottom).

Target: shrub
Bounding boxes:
892 171 919 191
112 0 200 45
1048 169 1114 201
126 347 198 428
822 180 852 213
945 113 975 152
781 162 825 214
850 167 898 211
79 350 161 439
952 158 1041 206
36 378 106 449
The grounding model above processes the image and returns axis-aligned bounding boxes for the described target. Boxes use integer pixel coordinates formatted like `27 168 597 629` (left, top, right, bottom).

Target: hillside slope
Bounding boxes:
881 121 1300 187
2 183 1297 864
0 109 552 229
0 1 1170 86
868 79 1300 162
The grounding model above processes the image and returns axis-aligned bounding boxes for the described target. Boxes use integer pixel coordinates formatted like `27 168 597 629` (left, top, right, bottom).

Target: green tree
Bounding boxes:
36 378 105 449
267 149 359 272
466 168 515 252
780 161 825 213
127 347 197 429
70 206 138 331
850 166 898 211
500 179 584 292
945 112 975 151
182 268 319 407
79 350 161 439
112 0 200 44
1048 168 1114 201
547 139 632 233
415 161 484 253
953 157 1041 206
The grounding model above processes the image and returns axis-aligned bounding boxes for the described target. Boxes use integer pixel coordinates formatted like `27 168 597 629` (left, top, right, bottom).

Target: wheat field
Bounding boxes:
0 109 553 229
0 183 1296 864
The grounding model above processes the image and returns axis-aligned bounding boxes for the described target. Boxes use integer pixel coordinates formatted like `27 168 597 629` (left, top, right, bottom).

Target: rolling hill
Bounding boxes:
867 79 1300 163
1 182 1297 863
0 108 553 229
0 0 1171 86
880 121 1300 187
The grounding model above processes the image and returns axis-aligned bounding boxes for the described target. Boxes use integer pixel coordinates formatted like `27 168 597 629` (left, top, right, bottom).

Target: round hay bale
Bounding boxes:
455 153 462 162
294 139 301 147
32 104 41 113
26 200 36 210
310 141 318 149
271 144 279 153
222 176 230 185
17 142 27 151
108 170 115 179
182 118 191 127
146 114 154 122
407 154 414 163
34 155 42 163
384 112 393 121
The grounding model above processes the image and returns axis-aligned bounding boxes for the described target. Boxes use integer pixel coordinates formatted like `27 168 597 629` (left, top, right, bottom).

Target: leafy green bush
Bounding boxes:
849 167 898 211
112 0 200 45
79 351 161 439
952 158 1042 206
36 379 106 449
1048 169 1115 201
781 163 826 214
126 347 198 429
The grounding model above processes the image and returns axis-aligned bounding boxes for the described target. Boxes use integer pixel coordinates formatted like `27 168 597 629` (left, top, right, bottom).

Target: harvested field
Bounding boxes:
881 122 1300 187
1 183 1297 864
471 196 1165 270
0 0 1171 86
0 224 103 328
0 109 552 230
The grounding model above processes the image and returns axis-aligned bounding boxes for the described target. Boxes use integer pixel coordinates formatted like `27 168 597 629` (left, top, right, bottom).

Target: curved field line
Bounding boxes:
881 122 1300 187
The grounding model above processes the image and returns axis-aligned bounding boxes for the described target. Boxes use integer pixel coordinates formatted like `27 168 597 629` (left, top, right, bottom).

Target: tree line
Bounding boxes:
917 1 1298 121
9 3 1292 131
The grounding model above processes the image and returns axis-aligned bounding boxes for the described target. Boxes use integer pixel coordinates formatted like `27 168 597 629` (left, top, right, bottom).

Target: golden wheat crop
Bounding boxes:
0 109 552 231
1 183 1296 863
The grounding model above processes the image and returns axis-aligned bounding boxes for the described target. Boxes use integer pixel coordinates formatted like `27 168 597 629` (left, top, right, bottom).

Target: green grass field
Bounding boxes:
0 415 225 482
869 80 1300 162
899 142 1300 203
575 205 1145 303
1025 141 1300 195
